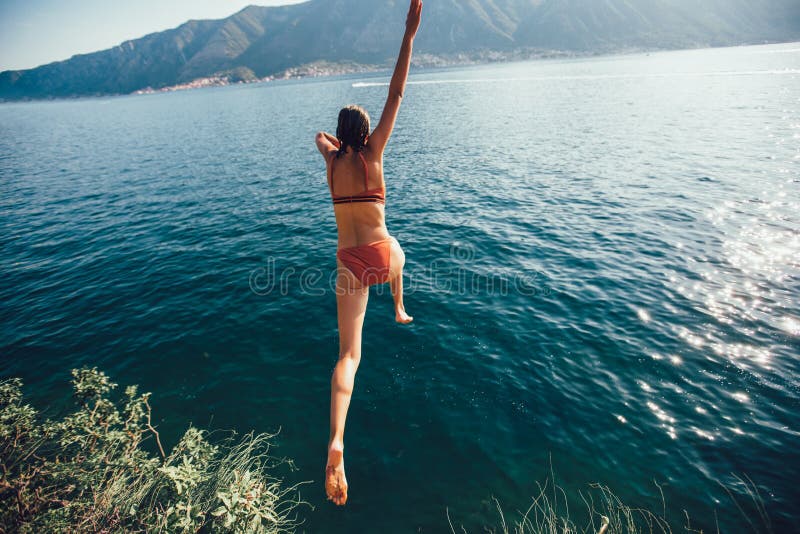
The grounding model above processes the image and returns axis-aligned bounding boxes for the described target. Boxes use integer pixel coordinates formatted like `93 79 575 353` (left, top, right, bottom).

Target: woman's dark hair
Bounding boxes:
336 105 370 157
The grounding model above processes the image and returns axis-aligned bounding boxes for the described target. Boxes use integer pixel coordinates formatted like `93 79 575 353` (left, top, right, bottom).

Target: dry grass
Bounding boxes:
447 467 772 534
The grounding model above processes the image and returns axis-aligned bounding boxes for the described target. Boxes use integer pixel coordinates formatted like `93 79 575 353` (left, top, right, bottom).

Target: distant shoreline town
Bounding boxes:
4 41 788 102
132 61 379 95
130 49 588 96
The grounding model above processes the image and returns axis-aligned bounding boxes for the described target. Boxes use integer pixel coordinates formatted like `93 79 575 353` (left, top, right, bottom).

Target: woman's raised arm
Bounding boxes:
368 0 422 154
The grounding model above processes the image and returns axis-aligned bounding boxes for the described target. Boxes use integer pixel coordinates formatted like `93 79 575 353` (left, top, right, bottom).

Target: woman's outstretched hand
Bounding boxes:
405 0 422 38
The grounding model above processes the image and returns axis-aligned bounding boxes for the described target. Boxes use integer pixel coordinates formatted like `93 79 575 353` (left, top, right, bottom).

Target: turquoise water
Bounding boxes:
1 43 799 532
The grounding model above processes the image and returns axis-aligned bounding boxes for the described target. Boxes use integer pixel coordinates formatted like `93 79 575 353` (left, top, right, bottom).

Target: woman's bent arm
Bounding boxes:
316 131 340 157
369 0 422 153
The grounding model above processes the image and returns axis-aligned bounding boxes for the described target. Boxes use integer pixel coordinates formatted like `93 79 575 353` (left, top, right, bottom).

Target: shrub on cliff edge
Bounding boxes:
0 369 307 533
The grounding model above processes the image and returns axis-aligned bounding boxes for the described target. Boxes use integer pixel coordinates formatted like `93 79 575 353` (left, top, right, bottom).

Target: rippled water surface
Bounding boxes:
1 43 799 532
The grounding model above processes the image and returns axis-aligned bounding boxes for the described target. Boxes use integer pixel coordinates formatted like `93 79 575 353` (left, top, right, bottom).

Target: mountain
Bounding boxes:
514 0 800 50
2 0 799 101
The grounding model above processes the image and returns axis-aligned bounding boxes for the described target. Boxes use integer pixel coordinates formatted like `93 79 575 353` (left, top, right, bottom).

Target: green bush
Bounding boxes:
0 369 308 533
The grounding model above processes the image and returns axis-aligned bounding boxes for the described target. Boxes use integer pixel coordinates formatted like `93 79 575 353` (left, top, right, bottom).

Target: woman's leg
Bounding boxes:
389 238 413 324
326 261 369 506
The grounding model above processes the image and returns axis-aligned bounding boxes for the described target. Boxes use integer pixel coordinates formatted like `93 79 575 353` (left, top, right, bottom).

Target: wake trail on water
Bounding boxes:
352 69 800 87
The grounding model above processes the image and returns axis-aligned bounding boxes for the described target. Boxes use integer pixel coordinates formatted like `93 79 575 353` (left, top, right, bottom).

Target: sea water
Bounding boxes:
1 42 799 532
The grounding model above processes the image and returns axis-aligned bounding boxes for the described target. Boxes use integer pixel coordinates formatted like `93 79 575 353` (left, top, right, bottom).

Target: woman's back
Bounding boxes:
328 146 390 249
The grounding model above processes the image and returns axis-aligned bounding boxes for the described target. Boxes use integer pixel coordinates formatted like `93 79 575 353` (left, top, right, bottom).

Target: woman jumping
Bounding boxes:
315 0 423 507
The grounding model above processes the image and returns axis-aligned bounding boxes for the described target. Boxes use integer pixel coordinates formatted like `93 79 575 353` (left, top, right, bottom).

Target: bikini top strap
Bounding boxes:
358 152 369 190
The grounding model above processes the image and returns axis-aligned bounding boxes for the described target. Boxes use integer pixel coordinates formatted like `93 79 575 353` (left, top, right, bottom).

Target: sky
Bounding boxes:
0 0 307 71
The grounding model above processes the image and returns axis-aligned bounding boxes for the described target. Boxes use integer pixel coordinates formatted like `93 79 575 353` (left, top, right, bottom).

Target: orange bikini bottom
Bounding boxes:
337 237 393 287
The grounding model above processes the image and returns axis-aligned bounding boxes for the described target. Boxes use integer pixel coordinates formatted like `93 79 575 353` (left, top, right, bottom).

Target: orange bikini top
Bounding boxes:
328 152 385 205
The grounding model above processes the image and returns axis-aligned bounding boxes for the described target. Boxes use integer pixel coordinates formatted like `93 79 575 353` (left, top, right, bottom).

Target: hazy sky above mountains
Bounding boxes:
0 0 306 71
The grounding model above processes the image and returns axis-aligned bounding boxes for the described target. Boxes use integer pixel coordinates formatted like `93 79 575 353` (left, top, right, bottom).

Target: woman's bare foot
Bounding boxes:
395 306 413 324
325 443 348 506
